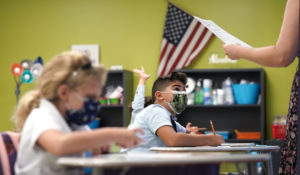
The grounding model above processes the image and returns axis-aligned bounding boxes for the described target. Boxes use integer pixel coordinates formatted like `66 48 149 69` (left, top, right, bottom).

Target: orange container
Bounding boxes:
235 130 261 140
272 124 286 140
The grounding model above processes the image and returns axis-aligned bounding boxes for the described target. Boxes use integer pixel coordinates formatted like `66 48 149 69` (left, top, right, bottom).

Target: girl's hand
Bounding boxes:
133 66 151 85
100 144 111 154
115 128 144 148
92 144 111 155
223 43 243 60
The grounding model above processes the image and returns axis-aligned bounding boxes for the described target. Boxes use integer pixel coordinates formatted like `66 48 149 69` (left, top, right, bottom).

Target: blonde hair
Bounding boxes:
12 51 107 132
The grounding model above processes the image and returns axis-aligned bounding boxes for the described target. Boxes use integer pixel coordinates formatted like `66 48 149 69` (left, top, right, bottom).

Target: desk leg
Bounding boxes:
92 167 130 175
92 167 104 175
247 162 258 175
234 163 243 175
266 152 274 175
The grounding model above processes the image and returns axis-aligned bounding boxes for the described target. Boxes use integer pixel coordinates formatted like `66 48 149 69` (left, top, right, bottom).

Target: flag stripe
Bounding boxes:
160 39 167 53
159 40 168 62
158 43 176 77
158 41 172 77
175 24 206 70
182 27 209 67
185 31 213 67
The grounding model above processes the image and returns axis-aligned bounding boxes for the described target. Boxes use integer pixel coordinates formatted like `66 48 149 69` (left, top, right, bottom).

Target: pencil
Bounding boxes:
210 120 215 136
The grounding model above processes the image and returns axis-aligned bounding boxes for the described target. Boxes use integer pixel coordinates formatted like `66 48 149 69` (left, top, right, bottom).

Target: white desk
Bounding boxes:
57 152 271 175
150 145 279 175
150 145 280 152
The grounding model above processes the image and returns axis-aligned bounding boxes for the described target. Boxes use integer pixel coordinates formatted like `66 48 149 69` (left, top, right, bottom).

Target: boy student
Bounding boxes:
125 72 224 152
128 67 199 132
13 51 143 175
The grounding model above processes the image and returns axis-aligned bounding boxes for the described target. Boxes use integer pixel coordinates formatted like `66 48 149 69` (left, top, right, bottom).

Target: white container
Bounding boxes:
203 79 212 105
222 77 234 105
216 89 224 105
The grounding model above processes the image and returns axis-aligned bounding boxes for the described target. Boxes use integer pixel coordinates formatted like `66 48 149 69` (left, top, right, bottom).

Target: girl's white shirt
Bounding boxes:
15 98 88 175
130 84 145 125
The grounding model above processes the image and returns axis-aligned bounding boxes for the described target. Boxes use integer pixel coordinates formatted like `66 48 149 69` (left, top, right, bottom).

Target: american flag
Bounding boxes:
157 3 214 77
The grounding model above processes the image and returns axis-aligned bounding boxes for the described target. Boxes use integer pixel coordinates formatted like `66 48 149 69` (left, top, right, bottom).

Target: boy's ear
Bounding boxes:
57 84 70 101
155 91 164 101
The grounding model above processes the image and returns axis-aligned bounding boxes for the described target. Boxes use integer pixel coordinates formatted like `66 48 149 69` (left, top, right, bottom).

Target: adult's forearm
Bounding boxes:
238 46 293 67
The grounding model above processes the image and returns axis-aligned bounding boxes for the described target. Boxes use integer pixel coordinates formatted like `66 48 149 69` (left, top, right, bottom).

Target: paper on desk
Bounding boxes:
221 143 255 147
194 16 252 48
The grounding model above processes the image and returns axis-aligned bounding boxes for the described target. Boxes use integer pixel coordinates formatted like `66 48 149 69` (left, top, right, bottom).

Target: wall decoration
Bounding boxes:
71 44 99 65
11 56 44 104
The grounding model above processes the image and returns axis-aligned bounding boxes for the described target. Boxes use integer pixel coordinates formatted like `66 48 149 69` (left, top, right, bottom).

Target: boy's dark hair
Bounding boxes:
151 72 187 102
128 96 153 114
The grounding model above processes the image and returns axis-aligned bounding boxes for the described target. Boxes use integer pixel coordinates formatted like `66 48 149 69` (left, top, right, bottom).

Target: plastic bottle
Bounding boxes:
194 79 204 105
212 89 217 105
203 79 212 105
222 77 234 105
211 82 219 105
216 89 224 105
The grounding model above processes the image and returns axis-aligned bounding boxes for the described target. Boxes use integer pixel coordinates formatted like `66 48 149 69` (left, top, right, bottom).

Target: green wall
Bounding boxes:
0 0 296 139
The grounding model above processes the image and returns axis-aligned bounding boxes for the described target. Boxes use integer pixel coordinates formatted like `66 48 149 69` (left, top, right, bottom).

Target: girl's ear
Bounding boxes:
155 91 164 101
57 84 70 101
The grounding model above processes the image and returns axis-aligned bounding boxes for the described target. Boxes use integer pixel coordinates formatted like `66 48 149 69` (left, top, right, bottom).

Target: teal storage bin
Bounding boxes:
232 83 260 104
204 131 230 140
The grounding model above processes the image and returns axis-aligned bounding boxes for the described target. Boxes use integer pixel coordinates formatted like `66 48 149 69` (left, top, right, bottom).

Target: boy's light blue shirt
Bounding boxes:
125 104 186 152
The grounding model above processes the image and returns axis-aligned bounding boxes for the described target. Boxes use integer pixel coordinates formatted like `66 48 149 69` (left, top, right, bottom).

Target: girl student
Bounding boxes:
13 51 143 175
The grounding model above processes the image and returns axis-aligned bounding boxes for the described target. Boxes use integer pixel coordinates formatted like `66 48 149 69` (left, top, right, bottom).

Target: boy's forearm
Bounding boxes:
168 133 212 147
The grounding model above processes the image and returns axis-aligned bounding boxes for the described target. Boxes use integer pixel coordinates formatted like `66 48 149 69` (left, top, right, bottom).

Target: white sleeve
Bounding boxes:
146 107 172 135
71 124 91 131
130 85 145 124
132 85 145 111
23 110 71 151
175 121 186 133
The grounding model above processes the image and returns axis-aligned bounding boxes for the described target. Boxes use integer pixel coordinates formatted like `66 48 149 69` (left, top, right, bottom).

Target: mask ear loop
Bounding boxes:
160 91 186 94
172 91 187 95
161 92 182 115
73 92 85 102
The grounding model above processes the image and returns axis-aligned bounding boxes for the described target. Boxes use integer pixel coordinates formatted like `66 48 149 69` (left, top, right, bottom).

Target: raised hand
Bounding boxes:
133 66 151 85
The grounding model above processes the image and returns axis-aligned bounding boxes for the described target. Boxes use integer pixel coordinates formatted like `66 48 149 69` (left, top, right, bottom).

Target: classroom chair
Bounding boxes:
0 132 20 175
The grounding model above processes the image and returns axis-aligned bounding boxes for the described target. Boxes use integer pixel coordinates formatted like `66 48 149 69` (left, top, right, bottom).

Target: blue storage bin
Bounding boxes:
204 131 230 140
232 83 260 104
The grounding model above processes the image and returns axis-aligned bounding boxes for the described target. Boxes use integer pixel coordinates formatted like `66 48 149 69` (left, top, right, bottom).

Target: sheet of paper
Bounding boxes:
194 16 252 48
221 143 255 147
